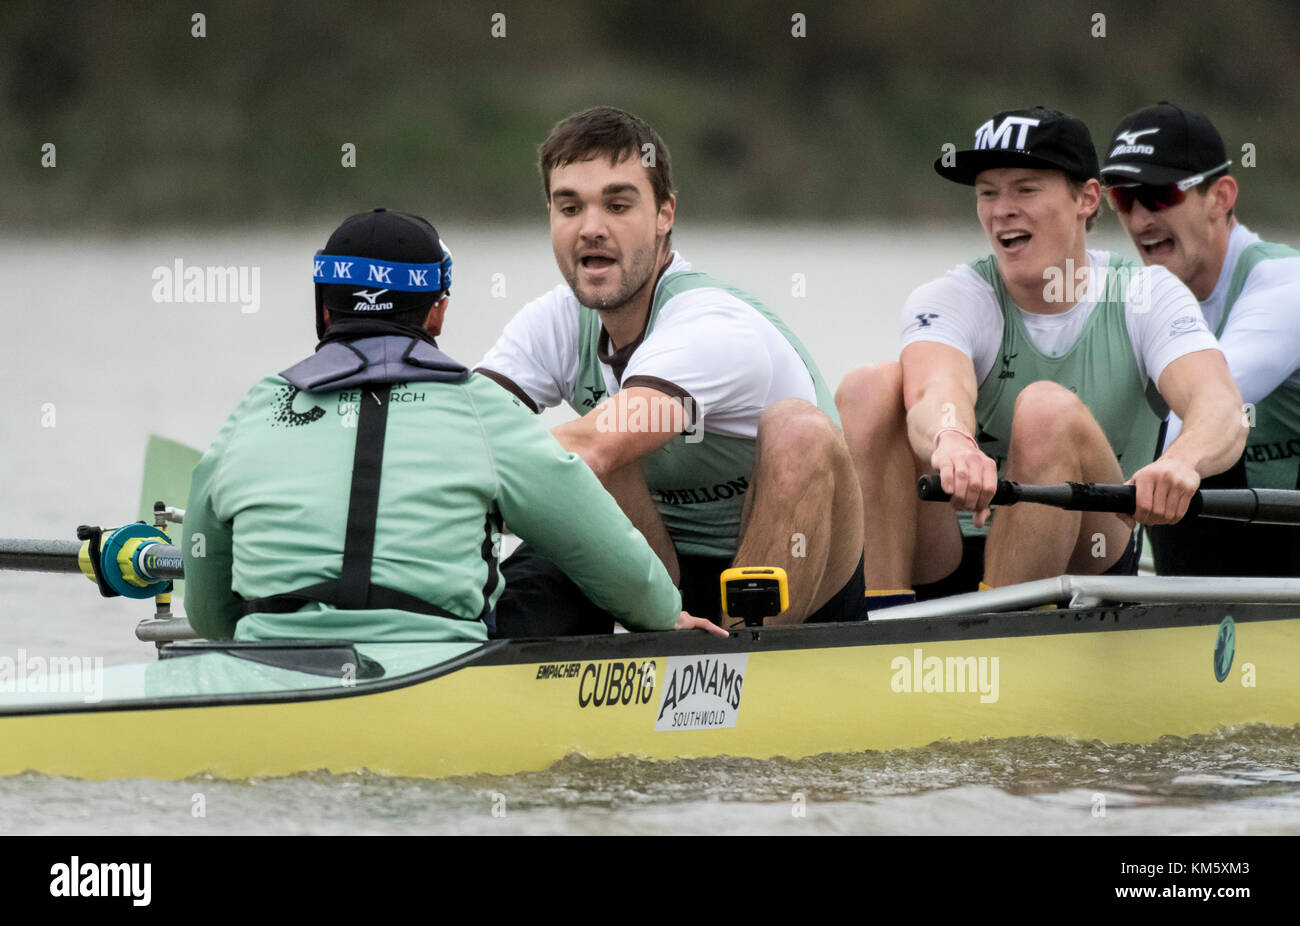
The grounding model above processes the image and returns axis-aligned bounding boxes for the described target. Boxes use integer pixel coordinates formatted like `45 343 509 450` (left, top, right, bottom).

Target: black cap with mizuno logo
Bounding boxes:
313 207 453 339
1101 102 1230 186
934 106 1100 186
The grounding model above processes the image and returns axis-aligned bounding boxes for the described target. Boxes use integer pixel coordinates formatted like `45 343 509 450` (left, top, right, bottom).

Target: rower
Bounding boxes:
475 106 864 632
834 106 1247 604
1101 102 1300 576
182 208 725 643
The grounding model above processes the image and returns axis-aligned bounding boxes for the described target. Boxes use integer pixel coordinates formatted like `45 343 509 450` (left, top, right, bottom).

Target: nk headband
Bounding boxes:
312 250 453 292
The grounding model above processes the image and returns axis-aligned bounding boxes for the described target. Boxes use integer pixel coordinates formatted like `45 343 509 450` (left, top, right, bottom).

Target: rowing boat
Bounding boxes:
2 461 1298 781
1 569 1298 780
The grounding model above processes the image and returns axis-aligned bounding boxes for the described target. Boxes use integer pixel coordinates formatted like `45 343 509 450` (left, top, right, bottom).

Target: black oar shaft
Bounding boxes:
0 539 84 574
0 539 185 579
1017 482 1136 513
916 476 1300 526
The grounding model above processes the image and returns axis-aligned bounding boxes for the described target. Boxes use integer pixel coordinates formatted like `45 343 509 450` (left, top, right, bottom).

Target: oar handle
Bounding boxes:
917 476 1137 512
916 476 1300 525
917 476 1023 506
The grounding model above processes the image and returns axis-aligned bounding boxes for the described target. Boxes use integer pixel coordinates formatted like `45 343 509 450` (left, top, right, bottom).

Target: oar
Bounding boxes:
137 435 201 597
917 475 1300 525
1 434 200 579
138 434 202 524
0 436 200 644
0 539 85 574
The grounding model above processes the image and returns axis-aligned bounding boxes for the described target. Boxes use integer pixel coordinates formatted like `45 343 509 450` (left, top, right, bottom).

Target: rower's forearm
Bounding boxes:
599 462 680 585
551 419 596 468
906 392 976 462
1163 398 1249 478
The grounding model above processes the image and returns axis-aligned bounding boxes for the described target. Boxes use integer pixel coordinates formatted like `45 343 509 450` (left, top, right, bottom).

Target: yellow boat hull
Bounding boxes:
2 603 1297 780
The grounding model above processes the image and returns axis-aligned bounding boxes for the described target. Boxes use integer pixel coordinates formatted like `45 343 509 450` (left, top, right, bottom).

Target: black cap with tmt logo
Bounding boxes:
312 207 453 338
1101 102 1230 187
935 106 1100 186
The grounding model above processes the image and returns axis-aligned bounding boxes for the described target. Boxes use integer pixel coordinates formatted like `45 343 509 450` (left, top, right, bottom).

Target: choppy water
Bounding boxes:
2 728 1298 835
3 228 1298 834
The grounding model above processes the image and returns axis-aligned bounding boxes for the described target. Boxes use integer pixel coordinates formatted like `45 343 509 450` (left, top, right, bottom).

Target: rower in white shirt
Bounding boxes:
1102 101 1300 576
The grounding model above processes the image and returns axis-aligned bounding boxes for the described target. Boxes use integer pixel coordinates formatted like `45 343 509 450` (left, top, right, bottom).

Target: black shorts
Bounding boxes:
1147 456 1300 577
914 529 1141 602
1149 520 1300 577
492 546 866 638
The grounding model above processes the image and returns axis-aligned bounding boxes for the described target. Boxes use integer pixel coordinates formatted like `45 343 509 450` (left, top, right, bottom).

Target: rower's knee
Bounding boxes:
1008 381 1091 466
835 362 905 456
757 399 842 484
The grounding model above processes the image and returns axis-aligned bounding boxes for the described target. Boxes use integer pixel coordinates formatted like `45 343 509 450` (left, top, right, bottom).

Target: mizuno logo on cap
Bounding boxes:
1115 128 1159 146
974 116 1041 151
351 288 394 311
1110 127 1158 157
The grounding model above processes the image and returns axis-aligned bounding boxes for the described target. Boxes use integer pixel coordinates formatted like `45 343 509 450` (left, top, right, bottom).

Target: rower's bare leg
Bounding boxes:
598 462 680 585
984 381 1132 586
733 399 863 625
836 363 962 589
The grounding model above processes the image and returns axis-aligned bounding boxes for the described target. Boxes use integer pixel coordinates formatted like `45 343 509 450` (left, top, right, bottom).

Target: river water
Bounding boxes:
1 226 1297 835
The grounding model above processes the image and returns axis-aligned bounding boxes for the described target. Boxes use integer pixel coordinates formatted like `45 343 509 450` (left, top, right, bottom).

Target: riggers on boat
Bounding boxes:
0 573 1298 781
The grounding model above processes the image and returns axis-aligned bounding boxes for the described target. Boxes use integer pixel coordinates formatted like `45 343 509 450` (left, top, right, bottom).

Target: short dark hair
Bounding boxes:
1066 175 1101 232
538 106 676 210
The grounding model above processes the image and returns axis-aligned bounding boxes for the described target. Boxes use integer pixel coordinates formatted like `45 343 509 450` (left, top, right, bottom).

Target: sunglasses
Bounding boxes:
1105 160 1232 213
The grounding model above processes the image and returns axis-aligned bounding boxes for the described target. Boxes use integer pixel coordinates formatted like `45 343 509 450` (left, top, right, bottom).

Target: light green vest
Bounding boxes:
963 253 1164 536
1217 240 1300 489
570 271 839 558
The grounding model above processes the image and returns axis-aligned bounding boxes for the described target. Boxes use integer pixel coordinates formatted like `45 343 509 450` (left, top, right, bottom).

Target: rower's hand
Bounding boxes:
675 611 730 638
1126 457 1201 526
931 431 998 528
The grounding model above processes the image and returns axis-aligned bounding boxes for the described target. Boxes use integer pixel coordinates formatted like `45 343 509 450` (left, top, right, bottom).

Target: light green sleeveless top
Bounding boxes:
570 271 838 558
962 253 1164 536
1218 240 1300 489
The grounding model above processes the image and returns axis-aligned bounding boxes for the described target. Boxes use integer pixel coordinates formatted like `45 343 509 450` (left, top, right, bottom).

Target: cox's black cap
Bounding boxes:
1101 102 1230 186
313 207 452 338
935 106 1100 186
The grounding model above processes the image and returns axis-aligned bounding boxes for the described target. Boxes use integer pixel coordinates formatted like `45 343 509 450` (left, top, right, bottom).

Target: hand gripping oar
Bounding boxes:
917 475 1300 526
